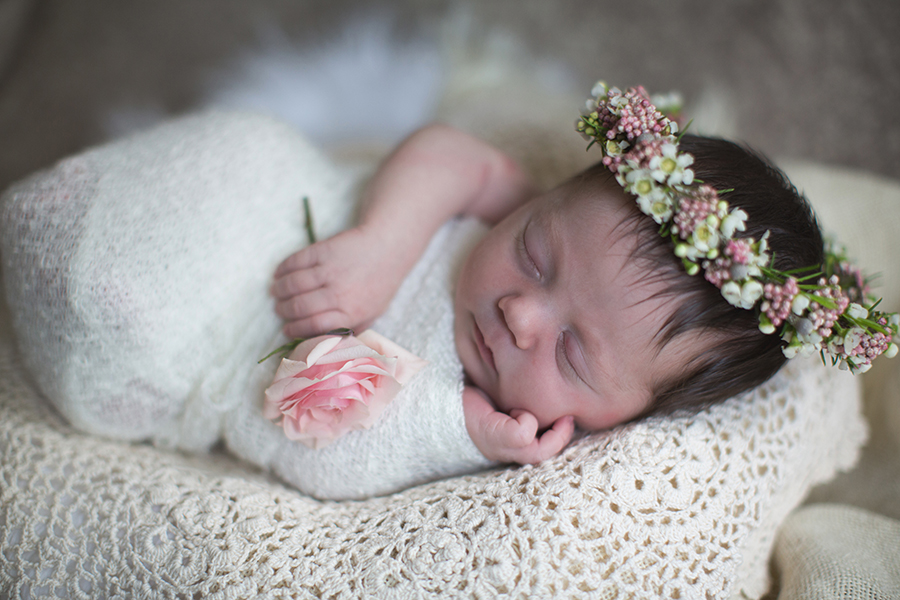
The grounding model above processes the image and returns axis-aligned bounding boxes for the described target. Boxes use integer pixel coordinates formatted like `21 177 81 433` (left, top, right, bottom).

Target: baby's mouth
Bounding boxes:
474 318 496 373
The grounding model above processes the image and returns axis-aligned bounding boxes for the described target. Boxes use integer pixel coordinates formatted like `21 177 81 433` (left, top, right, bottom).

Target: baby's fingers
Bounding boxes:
274 243 323 279
274 288 338 322
270 265 326 300
530 416 575 463
501 409 539 448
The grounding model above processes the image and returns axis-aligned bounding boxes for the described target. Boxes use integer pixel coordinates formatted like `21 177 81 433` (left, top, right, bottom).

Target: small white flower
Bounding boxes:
843 327 864 351
792 294 810 315
756 232 770 258
890 314 899 327
782 344 800 359
886 343 899 358
848 354 866 367
625 169 657 198
605 140 625 156
846 303 868 320
592 81 609 98
827 337 844 357
758 315 776 335
798 330 823 347
691 222 720 253
838 359 849 371
637 190 674 224
751 238 771 270
799 341 819 357
609 89 626 108
649 144 695 186
721 281 743 307
854 362 873 373
740 280 764 309
720 209 748 239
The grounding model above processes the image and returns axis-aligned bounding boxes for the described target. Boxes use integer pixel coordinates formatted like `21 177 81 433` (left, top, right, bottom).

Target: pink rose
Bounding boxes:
263 330 426 449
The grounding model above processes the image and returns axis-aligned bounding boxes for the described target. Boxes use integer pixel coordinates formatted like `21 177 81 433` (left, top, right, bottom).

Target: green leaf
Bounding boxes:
676 118 693 142
258 338 305 364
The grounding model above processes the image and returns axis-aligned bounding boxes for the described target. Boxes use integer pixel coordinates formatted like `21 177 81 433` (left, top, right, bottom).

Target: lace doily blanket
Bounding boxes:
0 333 863 599
0 111 866 599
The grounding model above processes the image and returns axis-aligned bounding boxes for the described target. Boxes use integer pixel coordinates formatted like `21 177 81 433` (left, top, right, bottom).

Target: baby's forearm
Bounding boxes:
358 125 535 278
271 125 534 338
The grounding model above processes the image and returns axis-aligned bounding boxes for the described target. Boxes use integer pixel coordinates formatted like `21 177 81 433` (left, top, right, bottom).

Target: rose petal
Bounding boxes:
297 335 345 366
357 330 428 384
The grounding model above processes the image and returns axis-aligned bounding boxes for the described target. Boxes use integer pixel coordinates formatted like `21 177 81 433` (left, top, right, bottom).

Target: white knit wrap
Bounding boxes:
224 217 496 500
0 111 868 598
1 111 493 500
2 111 357 452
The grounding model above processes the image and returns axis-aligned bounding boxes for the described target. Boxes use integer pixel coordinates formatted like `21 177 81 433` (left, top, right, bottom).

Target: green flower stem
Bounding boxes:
303 196 316 245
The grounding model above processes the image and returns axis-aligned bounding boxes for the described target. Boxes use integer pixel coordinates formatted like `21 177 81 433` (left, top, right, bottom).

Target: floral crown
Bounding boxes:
575 82 898 373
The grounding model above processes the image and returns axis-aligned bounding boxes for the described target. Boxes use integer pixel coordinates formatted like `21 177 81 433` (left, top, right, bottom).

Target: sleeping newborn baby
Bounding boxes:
4 85 891 501
252 84 875 498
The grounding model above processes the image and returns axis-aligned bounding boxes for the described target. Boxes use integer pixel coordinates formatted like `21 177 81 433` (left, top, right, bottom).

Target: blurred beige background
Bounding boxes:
1 0 898 194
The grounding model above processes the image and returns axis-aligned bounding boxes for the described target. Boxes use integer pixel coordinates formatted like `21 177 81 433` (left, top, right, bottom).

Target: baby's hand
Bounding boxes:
271 225 404 338
462 386 575 465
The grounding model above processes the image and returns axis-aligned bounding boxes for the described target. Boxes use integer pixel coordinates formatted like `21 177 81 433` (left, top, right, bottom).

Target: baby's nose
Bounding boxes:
498 295 541 350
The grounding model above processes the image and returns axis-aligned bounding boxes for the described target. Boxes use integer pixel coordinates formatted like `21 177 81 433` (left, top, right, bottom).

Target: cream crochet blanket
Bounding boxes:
0 111 868 599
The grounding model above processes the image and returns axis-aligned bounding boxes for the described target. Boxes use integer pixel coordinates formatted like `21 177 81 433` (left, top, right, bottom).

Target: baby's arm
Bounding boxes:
463 386 575 465
272 124 535 338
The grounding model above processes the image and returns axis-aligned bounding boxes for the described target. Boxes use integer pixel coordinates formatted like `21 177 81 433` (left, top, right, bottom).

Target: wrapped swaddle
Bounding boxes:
1 110 492 499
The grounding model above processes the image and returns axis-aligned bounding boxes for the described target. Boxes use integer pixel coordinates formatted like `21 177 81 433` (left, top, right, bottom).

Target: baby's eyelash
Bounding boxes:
557 333 582 383
516 225 541 278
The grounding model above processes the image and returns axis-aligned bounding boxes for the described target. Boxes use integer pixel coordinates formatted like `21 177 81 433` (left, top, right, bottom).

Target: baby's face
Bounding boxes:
454 183 701 431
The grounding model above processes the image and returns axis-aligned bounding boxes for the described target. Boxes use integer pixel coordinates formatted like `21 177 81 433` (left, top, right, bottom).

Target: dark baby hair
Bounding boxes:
581 134 825 414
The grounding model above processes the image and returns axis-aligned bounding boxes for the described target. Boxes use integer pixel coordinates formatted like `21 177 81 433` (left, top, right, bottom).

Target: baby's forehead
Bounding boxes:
541 183 652 252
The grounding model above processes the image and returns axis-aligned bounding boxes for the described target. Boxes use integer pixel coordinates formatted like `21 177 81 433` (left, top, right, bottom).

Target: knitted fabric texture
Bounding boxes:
0 110 494 500
1 111 358 452
0 111 867 599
